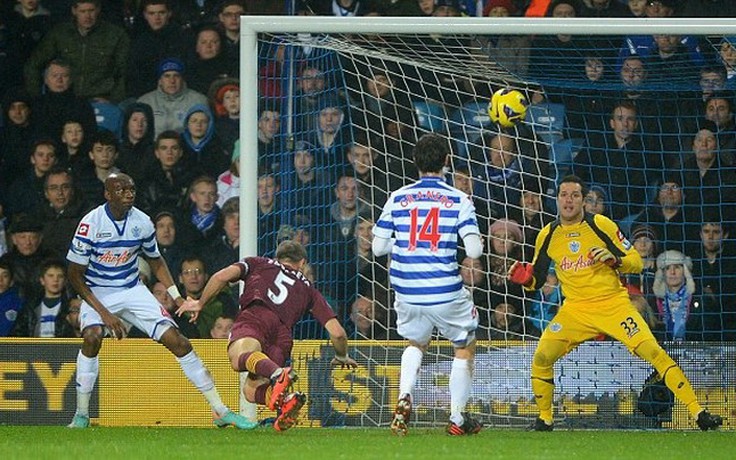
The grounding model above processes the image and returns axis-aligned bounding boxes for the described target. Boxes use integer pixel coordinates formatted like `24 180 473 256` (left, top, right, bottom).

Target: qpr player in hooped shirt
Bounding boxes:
372 133 484 436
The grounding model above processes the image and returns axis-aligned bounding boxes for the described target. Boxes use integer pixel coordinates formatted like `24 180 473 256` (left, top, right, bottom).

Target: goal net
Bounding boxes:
241 16 736 430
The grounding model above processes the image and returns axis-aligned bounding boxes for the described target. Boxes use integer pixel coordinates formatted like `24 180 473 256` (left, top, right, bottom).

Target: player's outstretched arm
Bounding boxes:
67 262 127 339
176 263 241 320
324 318 358 369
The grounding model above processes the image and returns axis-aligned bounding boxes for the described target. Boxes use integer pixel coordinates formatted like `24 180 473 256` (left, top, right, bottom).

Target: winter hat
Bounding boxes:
157 58 185 79
653 250 695 297
630 224 658 255
489 218 523 242
483 0 516 16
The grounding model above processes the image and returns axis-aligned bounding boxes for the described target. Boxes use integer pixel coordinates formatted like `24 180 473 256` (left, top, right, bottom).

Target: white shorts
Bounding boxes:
80 284 177 341
395 288 478 346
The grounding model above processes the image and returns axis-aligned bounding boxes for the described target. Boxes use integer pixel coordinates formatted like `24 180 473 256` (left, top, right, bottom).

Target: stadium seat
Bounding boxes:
525 102 566 145
92 101 124 138
448 102 493 159
411 100 448 133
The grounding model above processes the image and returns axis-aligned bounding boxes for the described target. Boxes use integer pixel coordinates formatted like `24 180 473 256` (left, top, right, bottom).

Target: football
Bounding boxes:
488 88 529 128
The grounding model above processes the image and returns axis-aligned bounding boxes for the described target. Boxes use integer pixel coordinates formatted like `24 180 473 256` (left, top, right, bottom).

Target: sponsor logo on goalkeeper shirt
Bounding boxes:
559 254 594 272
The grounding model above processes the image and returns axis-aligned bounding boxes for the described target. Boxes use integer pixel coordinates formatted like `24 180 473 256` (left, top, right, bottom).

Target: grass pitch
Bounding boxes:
0 426 733 460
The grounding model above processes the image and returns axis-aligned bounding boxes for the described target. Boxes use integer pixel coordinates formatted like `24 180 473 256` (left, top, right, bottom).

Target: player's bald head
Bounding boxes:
105 172 134 192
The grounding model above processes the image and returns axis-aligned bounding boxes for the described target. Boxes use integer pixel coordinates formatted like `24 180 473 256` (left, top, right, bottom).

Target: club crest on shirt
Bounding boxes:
569 240 581 253
549 322 562 333
132 226 141 238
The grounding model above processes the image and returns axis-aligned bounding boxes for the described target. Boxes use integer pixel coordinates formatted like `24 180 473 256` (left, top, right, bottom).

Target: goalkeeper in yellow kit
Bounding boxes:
508 175 722 431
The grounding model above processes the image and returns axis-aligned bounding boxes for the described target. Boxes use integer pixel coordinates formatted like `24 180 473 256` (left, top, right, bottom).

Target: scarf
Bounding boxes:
658 284 690 340
191 206 219 233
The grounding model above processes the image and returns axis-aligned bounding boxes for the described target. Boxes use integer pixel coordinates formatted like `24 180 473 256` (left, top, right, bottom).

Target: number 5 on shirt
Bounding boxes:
408 207 441 252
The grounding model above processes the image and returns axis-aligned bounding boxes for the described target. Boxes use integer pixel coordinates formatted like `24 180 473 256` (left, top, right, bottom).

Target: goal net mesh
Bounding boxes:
255 27 735 429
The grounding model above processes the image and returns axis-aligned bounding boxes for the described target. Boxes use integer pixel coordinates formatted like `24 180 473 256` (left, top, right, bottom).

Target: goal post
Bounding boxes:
239 15 736 429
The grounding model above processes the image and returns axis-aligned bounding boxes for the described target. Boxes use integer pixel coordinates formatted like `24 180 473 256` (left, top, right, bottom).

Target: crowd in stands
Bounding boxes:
1 0 735 342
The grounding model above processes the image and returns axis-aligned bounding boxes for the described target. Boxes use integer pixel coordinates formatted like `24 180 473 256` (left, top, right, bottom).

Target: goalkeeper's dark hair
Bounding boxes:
557 175 588 197
275 240 307 264
413 133 449 174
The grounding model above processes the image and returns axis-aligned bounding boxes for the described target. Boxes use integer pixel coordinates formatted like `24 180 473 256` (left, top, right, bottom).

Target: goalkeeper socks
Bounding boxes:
531 376 555 424
177 351 228 415
635 339 703 417
75 351 99 416
662 366 703 417
237 351 280 379
449 358 471 426
399 346 423 397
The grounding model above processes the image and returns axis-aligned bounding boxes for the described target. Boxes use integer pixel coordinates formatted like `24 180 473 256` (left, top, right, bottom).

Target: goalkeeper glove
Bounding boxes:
588 246 621 268
508 261 534 286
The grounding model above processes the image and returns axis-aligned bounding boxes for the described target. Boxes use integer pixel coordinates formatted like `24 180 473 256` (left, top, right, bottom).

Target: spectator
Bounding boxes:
29 59 97 145
4 0 52 88
350 294 393 339
623 224 659 309
0 87 34 182
257 101 282 174
76 129 120 207
0 215 52 301
5 139 57 218
137 57 208 137
634 180 690 253
186 25 232 95
138 131 194 214
257 172 281 256
215 1 245 74
286 140 331 222
117 102 156 185
527 267 561 335
703 93 736 164
451 165 492 236
179 176 223 248
126 0 190 98
652 250 696 341
0 260 23 337
295 65 328 130
24 0 130 102
678 0 736 17
347 139 391 216
689 219 736 340
459 254 490 315
181 103 230 178
33 167 86 260
508 181 554 260
487 218 525 307
476 131 550 219
57 119 90 175
209 315 234 339
151 280 199 338
178 256 237 339
579 0 628 17
216 140 241 208
488 302 535 340
479 1 531 75
583 184 608 216
203 197 240 273
153 210 184 281
668 121 736 229
572 100 661 221
12 259 75 337
717 36 736 89
307 95 349 181
209 77 239 154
